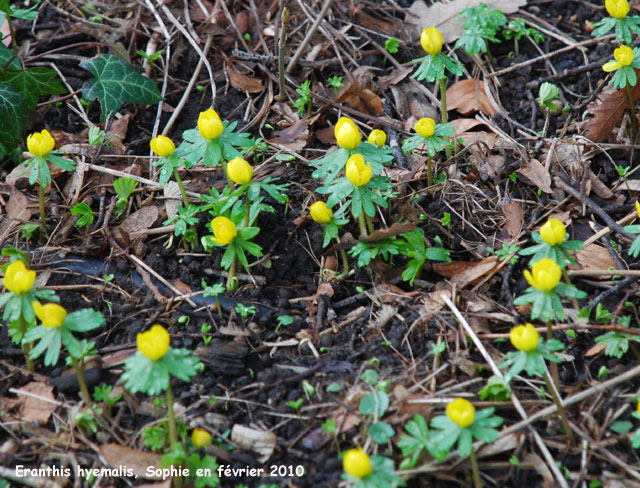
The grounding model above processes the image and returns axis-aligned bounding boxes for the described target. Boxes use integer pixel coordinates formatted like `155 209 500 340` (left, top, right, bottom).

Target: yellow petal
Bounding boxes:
603 60 622 72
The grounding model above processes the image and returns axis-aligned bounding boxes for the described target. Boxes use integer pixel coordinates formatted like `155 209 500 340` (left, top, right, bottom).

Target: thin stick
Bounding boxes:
278 7 289 102
441 294 570 488
286 0 333 74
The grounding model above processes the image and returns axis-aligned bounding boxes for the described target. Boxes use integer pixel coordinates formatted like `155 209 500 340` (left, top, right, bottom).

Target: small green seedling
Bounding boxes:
385 37 399 54
113 177 138 215
275 314 294 333
327 75 344 96
71 202 94 229
293 79 312 117
538 82 562 115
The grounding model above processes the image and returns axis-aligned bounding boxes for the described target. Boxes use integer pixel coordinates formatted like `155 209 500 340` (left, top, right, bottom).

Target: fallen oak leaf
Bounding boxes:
446 79 501 117
585 82 640 142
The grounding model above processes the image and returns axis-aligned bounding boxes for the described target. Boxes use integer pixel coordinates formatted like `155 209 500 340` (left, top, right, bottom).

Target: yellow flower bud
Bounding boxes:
368 129 386 148
421 27 443 57
33 301 67 328
210 216 237 246
510 323 540 352
343 448 372 479
137 324 170 361
345 153 372 187
636 201 640 218
27 129 55 157
192 428 212 447
334 117 361 150
523 258 561 292
603 45 635 72
606 0 629 19
150 135 175 157
198 109 224 140
415 117 436 138
539 218 566 246
446 397 475 428
227 157 253 184
637 399 640 415
310 201 333 224
3 261 35 295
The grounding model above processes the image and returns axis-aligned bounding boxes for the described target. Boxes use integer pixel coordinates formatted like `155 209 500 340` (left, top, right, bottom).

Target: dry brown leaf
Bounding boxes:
585 343 607 357
406 0 526 43
450 256 500 288
225 64 263 93
163 182 181 220
231 425 276 463
585 83 640 142
99 443 163 479
118 206 158 239
271 114 319 152
17 382 57 425
572 244 616 278
503 201 523 238
517 158 552 194
447 79 500 116
451 118 485 135
360 221 418 243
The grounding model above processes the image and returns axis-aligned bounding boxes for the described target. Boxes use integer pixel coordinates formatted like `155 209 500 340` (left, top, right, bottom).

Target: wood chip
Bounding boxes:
231 425 276 463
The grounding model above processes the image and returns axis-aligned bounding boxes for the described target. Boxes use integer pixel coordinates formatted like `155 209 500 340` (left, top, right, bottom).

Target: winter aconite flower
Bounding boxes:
539 218 566 246
446 398 475 428
3 261 36 295
421 27 443 57
227 157 253 184
210 216 237 245
524 258 561 292
192 428 212 447
607 0 630 19
150 135 175 158
335 117 361 150
198 108 224 140
137 324 170 361
604 45 635 72
636 201 640 218
415 117 436 138
310 201 333 224
343 448 372 479
32 301 67 328
368 129 386 148
510 323 540 352
27 129 55 157
345 154 372 187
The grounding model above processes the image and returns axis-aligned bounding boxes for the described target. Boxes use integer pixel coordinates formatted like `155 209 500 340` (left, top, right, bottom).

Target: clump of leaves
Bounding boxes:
455 3 507 56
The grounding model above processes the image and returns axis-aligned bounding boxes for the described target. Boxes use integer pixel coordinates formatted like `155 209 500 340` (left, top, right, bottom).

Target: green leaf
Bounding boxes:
0 82 25 144
80 54 162 117
64 309 105 333
610 421 634 435
0 67 65 111
369 422 395 444
0 44 20 69
70 202 94 228
113 177 138 199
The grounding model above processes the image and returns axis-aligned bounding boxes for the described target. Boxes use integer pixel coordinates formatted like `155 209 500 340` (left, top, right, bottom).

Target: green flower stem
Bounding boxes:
6 15 17 55
166 383 177 449
626 84 638 142
546 320 561 391
39 185 46 231
438 78 452 159
172 168 190 208
543 369 575 445
165 383 183 488
364 213 374 235
338 249 349 280
427 154 433 187
244 193 250 228
358 213 368 237
19 316 34 372
71 357 92 405
226 256 238 291
561 270 579 313
220 160 234 189
469 447 482 488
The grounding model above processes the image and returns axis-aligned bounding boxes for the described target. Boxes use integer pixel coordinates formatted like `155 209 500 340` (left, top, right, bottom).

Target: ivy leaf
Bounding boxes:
80 54 163 117
0 82 25 144
0 67 65 110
